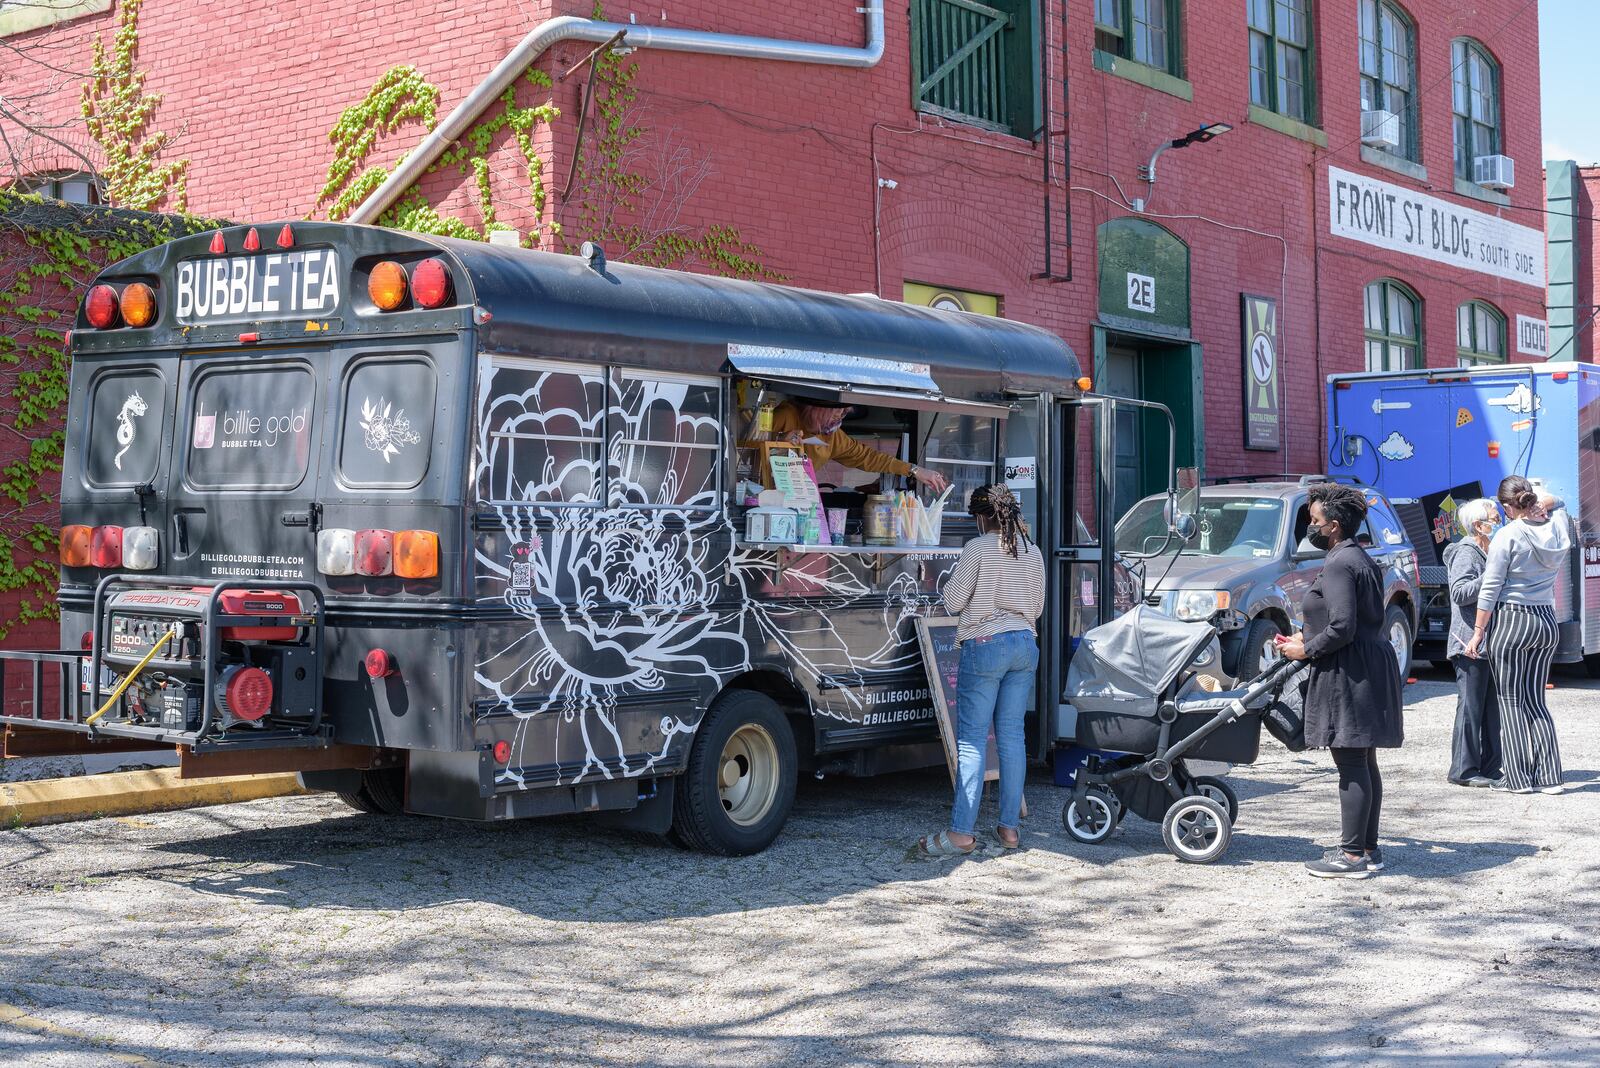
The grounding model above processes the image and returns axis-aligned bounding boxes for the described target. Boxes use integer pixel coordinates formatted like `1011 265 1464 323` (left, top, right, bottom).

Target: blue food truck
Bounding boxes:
1325 363 1600 674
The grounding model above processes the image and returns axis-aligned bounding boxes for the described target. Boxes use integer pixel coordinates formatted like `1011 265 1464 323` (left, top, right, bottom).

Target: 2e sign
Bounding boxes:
1126 273 1156 314
175 250 342 324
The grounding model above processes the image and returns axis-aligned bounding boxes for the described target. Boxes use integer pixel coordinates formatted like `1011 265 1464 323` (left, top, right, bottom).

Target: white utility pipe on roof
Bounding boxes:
349 9 886 225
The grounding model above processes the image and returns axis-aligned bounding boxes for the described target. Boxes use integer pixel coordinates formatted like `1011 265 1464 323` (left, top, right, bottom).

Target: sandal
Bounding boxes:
918 830 977 857
994 826 1020 850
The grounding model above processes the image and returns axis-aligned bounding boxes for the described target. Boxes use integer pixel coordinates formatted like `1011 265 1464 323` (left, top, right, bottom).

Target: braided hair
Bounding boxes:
969 483 1032 558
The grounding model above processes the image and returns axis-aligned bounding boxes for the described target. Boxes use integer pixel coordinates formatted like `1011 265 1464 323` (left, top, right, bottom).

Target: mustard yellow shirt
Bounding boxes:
746 403 913 486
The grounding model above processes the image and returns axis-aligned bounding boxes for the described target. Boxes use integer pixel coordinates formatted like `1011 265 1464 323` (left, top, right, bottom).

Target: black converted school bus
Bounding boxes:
0 222 1175 854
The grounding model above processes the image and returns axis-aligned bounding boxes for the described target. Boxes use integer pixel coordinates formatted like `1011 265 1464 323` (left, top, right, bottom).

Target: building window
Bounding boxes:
1359 0 1416 160
1096 0 1181 75
1364 280 1420 372
1248 0 1315 123
1452 39 1501 182
911 0 1038 137
1457 301 1506 367
12 170 104 205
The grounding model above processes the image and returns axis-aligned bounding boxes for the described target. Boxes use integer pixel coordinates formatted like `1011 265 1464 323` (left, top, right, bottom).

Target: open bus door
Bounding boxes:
1030 392 1188 754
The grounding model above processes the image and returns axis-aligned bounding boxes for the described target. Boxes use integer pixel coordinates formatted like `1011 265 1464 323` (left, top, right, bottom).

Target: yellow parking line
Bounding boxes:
0 767 306 827
0 1000 186 1066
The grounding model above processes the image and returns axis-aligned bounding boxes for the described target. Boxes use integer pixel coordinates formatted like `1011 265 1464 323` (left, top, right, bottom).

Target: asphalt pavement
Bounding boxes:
2 666 1598 1067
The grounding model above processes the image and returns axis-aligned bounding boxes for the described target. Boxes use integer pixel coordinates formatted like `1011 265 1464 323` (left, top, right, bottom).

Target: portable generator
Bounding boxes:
95 586 320 733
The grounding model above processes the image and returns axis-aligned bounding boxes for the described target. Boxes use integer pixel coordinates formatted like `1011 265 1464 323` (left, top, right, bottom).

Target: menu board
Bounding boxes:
916 617 1001 788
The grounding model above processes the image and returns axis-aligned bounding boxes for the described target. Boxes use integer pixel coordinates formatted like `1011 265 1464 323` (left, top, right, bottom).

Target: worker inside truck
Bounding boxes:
745 397 951 495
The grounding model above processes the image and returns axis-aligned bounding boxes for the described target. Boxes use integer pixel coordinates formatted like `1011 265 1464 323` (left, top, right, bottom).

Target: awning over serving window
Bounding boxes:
727 344 1013 418
727 344 939 392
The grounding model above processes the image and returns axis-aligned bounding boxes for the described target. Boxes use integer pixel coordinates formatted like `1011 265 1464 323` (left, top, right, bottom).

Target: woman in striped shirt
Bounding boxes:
919 484 1046 856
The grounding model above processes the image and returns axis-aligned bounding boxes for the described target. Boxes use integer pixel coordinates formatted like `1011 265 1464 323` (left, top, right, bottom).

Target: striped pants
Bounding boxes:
1487 603 1563 791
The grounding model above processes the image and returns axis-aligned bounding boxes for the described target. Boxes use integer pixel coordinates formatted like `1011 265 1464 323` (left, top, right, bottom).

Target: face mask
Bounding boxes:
1307 524 1332 551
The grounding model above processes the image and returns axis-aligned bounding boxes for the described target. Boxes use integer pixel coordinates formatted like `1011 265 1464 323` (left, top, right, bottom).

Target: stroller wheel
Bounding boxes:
1191 776 1239 825
1062 788 1120 844
1161 796 1232 864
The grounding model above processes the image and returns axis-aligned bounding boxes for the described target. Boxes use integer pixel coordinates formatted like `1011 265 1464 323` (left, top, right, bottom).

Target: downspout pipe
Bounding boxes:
349 9 886 225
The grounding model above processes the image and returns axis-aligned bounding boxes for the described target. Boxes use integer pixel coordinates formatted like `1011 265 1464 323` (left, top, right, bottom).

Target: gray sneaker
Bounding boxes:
1467 776 1499 788
1307 851 1373 879
1366 846 1385 870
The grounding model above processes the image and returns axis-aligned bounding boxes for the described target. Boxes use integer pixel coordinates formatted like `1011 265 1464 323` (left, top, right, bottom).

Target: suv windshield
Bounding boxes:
1116 496 1286 557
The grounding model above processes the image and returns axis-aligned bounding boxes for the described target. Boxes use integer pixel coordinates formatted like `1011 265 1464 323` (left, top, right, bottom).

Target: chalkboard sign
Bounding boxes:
915 616 1002 788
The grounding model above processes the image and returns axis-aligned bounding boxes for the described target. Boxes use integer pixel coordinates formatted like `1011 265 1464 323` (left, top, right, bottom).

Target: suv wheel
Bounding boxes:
1384 605 1413 681
1238 617 1284 681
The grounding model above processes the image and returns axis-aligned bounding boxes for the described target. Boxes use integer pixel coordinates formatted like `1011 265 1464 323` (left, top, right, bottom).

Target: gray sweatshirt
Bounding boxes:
1443 539 1487 658
1476 507 1572 612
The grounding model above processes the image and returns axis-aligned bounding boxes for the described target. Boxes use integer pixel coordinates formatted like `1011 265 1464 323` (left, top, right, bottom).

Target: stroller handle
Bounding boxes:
1237 655 1308 706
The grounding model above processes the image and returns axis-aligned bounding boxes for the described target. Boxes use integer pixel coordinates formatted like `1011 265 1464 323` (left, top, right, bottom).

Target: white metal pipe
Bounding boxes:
349 9 886 225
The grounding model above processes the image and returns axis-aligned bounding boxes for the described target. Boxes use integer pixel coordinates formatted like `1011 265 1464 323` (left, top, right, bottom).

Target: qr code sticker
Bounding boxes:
511 562 532 590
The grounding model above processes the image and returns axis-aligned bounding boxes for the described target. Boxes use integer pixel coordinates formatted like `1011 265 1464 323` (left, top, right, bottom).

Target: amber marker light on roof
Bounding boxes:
120 282 157 327
368 261 408 311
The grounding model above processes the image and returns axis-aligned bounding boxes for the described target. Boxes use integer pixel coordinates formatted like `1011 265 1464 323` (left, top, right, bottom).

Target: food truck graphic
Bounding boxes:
1325 363 1600 674
0 223 1181 853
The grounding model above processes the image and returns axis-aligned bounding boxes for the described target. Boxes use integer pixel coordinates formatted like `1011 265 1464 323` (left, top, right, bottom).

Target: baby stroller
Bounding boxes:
1060 606 1308 864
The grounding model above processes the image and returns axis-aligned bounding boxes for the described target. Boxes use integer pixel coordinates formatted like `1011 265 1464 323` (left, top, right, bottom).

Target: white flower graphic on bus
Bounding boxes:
472 361 936 788
359 396 421 462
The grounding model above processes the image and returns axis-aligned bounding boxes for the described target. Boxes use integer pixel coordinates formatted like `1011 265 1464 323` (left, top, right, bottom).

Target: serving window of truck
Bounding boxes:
1 223 1168 856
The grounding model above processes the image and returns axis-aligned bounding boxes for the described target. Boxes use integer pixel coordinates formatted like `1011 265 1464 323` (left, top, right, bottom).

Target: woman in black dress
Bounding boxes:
1279 483 1404 879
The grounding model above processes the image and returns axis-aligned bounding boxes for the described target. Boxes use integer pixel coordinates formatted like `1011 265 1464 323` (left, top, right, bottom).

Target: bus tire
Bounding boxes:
671 690 797 856
337 768 405 815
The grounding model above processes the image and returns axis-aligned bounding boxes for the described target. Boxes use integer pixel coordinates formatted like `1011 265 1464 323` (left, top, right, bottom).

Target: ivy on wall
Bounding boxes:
80 0 189 212
0 192 215 637
316 8 781 278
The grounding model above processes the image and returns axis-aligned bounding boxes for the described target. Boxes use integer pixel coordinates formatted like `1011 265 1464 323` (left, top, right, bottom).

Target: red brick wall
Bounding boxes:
1 1 1547 482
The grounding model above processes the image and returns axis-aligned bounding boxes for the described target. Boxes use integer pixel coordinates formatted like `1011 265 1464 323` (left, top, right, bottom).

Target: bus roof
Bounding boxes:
78 222 1079 398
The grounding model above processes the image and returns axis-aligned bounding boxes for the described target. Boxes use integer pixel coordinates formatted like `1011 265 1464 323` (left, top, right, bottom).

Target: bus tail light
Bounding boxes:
119 283 157 328
123 526 159 570
411 258 453 308
217 665 273 722
354 529 394 576
316 528 356 576
85 285 120 328
60 525 93 567
394 530 439 579
90 526 123 569
365 648 395 678
368 261 408 311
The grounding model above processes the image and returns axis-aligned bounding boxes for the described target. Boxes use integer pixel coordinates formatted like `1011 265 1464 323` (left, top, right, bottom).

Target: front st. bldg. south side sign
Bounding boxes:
1327 166 1545 288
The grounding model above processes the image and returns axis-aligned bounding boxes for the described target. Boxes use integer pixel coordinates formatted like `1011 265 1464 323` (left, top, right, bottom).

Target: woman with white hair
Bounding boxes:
1444 498 1502 787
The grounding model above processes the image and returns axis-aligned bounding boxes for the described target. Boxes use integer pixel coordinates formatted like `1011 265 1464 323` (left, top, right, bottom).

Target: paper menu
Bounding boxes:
769 452 828 543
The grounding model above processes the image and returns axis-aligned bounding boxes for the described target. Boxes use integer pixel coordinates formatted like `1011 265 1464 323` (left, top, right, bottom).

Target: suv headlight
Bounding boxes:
1173 590 1231 621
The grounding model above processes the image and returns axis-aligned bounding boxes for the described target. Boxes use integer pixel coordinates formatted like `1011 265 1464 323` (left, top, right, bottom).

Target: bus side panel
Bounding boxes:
320 620 471 752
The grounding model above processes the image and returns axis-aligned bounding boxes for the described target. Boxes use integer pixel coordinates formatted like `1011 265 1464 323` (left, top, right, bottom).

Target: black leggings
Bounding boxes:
1330 746 1382 854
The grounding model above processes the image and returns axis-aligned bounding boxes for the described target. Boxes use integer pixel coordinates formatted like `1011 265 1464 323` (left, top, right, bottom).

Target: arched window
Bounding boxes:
1359 0 1417 161
1452 39 1501 182
1364 280 1420 372
12 171 104 206
1457 301 1506 366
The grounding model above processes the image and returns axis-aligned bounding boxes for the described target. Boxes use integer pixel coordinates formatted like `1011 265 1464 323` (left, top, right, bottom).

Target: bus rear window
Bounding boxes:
186 366 315 489
86 369 165 487
339 358 436 488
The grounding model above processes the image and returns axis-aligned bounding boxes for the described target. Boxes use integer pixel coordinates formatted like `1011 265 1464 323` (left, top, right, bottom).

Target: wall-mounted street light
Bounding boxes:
1132 122 1234 212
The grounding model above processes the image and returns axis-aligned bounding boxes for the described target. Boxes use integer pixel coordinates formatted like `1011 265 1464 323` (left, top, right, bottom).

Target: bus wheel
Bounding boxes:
337 768 405 815
672 690 797 856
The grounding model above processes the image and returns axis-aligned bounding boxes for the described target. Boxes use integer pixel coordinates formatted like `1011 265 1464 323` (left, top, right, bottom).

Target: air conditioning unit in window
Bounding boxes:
1360 110 1400 152
1473 154 1516 190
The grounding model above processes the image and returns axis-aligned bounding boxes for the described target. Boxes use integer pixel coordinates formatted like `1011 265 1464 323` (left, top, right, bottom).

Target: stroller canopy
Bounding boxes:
1066 605 1216 716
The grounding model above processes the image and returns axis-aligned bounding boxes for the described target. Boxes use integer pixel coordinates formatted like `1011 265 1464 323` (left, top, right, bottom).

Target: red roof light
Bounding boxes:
412 258 453 309
85 285 120 328
277 224 295 248
243 228 260 252
209 231 226 255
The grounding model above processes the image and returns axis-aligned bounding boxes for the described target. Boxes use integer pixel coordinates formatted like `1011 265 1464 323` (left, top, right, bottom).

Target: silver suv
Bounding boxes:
1115 477 1422 682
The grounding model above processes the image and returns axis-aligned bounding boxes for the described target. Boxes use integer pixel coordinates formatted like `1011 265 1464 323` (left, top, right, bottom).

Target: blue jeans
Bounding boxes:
950 628 1038 835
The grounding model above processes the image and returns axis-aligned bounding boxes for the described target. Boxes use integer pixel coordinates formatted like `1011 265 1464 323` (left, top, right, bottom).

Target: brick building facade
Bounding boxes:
1546 161 1598 363
1 0 1548 497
